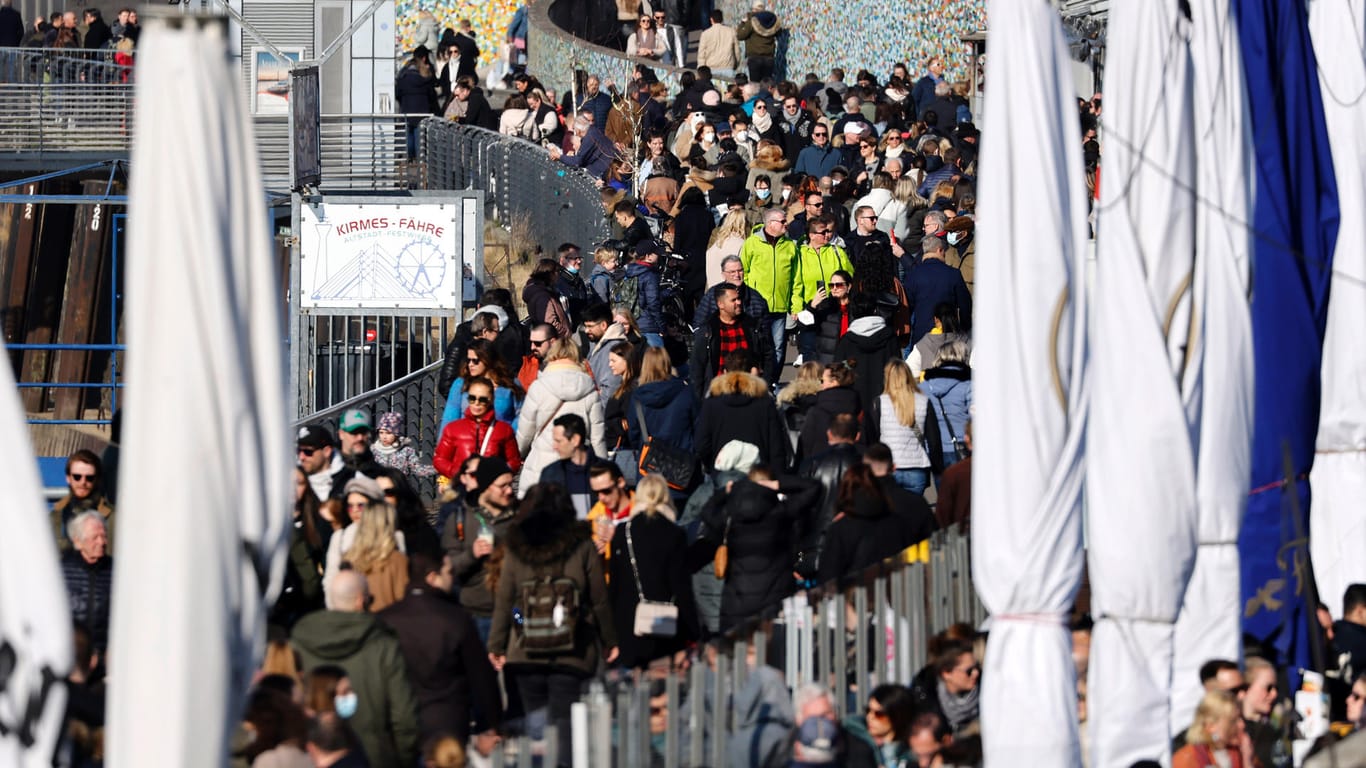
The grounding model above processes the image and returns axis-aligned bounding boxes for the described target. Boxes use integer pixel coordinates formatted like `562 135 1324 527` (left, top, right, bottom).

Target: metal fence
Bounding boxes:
256 113 413 192
297 313 452 416
0 48 135 86
471 526 981 768
421 120 610 258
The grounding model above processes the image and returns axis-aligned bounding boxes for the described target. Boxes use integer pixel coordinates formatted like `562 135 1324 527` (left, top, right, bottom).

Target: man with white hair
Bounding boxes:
790 683 877 765
61 511 114 651
920 80 959 133
292 570 421 768
548 113 616 179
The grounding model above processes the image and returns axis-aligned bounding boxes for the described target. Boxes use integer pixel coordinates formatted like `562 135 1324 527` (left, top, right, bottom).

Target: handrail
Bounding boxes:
0 47 135 86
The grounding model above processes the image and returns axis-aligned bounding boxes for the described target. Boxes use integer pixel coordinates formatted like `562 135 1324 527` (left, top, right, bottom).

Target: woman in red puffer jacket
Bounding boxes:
433 377 522 478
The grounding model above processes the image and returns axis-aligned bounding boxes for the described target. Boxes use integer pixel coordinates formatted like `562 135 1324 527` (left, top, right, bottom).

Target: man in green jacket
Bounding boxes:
791 213 854 363
292 570 420 768
736 0 781 82
738 208 798 382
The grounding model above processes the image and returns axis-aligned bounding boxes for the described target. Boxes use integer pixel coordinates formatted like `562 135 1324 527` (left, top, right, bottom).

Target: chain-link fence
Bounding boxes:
421 120 609 259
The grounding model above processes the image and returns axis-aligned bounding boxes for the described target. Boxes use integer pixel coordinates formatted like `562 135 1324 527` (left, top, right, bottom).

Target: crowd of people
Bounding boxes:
29 5 1341 768
0 4 139 86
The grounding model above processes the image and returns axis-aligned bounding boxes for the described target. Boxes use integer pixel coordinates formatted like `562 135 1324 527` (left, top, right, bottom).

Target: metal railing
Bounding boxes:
422 120 610 257
298 313 451 416
0 84 135 157
296 360 445 506
256 113 413 192
0 47 135 86
466 527 980 768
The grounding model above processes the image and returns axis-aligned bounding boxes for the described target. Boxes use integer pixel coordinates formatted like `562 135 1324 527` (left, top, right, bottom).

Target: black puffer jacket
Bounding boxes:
695 372 791 471
795 386 861 467
810 299 849 365
818 485 917 585
701 475 820 631
62 551 113 650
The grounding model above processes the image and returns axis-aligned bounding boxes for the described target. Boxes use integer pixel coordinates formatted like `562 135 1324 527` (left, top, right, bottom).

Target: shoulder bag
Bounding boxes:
625 520 679 637
635 401 696 490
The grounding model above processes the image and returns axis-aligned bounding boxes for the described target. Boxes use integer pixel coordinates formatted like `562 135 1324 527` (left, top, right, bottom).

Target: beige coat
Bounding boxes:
697 23 740 70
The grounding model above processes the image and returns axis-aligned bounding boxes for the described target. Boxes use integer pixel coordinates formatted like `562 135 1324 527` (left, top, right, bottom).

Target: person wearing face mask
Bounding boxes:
942 216 975 296
292 569 420 768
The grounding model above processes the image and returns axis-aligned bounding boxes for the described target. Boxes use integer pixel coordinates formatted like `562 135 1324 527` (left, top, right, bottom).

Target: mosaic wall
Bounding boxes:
527 2 688 96
394 0 521 66
758 0 986 83
526 0 985 94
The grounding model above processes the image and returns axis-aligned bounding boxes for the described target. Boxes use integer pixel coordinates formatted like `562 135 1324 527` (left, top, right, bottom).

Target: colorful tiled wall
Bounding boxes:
394 0 521 66
739 0 987 83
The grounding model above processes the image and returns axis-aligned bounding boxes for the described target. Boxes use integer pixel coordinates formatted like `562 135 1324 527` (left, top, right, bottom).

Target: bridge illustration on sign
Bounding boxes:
311 237 449 302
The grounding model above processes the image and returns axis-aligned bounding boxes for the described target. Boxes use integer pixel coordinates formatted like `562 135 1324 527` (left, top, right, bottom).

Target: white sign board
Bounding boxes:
300 200 471 311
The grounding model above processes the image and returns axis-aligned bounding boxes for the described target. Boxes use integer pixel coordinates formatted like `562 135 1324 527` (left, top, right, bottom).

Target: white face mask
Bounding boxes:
734 130 747 141
702 131 715 143
947 232 963 246
781 188 791 201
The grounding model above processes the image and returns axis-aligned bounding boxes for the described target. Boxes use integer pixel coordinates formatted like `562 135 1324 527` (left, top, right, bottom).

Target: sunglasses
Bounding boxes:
812 132 827 137
530 338 549 346
887 134 902 141
866 705 889 720
1350 692 1364 702
808 201 824 208
593 487 619 497
754 103 766 109
467 357 483 364
297 447 319 456
811 229 831 236
382 488 398 498
828 281 848 288
469 394 493 405
346 501 367 510
69 473 96 482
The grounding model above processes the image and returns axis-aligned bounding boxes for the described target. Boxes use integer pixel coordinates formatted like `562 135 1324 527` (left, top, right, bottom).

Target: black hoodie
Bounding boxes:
833 315 901 442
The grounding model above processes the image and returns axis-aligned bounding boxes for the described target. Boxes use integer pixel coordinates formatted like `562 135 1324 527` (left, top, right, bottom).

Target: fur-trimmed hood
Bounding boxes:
776 377 821 404
708 371 770 399
748 11 780 36
505 517 594 567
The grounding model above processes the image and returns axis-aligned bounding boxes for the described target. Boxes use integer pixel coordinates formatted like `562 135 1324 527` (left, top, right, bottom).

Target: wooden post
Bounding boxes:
20 181 78 412
51 180 113 421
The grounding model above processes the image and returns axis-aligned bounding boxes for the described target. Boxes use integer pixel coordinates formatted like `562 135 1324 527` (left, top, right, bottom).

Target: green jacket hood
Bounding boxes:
291 610 394 660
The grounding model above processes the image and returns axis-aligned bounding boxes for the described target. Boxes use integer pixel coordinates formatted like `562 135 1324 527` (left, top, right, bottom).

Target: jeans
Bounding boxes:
747 55 775 83
894 467 930 496
643 332 665 348
514 668 586 767
473 615 493 647
767 313 788 381
405 120 422 160
797 326 817 361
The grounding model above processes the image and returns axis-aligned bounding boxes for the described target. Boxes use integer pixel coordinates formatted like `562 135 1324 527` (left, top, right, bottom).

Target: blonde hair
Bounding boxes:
709 210 751 248
424 735 467 768
882 360 920 427
593 246 618 266
543 336 582 364
638 346 672 385
630 474 676 522
260 639 302 682
344 499 398 572
930 180 956 204
1184 690 1240 747
777 361 824 404
894 177 928 210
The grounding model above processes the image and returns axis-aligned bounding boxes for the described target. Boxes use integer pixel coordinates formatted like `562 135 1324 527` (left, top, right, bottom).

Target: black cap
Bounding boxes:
296 424 334 449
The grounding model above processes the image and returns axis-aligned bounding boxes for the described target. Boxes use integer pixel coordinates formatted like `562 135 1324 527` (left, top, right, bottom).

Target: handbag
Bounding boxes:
634 401 696 491
712 516 732 579
625 520 678 637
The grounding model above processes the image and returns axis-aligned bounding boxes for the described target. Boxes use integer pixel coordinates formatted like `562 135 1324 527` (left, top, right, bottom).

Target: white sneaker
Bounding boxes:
791 354 804 367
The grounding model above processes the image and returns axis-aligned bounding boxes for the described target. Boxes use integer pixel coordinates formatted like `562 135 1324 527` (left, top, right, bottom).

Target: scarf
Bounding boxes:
936 679 979 731
753 108 773 134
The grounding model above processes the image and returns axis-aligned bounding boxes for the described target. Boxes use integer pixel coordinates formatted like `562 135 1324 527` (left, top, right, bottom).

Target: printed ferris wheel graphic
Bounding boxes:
312 238 449 301
395 239 447 296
